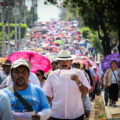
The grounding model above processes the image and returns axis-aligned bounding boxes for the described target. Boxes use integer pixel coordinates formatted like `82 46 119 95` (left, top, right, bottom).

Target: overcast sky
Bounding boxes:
26 0 61 21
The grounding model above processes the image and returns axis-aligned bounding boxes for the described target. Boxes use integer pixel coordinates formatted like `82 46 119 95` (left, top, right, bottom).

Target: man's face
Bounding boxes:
3 65 11 74
11 66 29 87
58 60 72 69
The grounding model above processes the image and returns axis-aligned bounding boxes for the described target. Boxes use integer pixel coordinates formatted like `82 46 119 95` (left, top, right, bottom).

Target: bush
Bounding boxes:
0 23 27 47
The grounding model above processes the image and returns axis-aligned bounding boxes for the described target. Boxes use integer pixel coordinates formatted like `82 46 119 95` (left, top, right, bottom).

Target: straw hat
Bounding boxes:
56 50 74 60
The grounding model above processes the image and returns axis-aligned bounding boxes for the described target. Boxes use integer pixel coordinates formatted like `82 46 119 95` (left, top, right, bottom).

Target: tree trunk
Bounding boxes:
118 28 120 53
98 28 107 56
99 21 111 55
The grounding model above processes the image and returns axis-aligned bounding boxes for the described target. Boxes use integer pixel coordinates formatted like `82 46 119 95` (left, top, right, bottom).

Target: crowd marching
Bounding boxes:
0 21 120 120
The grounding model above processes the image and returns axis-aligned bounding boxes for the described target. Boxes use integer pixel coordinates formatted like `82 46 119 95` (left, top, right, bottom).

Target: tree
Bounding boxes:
80 27 103 54
46 0 120 56
59 8 67 21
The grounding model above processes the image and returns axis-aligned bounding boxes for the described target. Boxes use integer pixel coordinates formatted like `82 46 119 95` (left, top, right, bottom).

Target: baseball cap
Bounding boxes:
11 58 30 70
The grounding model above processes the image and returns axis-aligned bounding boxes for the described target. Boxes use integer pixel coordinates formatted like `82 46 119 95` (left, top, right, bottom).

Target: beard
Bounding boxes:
15 78 26 86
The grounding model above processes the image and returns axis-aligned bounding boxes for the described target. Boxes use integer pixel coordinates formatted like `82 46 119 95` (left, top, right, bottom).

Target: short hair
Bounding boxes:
110 60 117 65
36 70 44 75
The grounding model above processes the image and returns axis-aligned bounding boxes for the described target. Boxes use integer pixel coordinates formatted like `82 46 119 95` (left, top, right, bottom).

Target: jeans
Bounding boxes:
104 87 109 104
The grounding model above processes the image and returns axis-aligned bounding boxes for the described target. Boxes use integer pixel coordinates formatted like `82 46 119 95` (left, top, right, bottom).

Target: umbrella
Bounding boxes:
101 53 120 73
55 40 62 44
7 51 51 73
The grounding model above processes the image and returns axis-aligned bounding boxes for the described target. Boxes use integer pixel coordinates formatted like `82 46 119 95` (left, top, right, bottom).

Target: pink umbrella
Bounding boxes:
7 51 51 73
44 41 50 44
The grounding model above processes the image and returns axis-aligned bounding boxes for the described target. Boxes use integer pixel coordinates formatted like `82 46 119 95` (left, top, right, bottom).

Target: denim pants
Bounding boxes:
104 87 109 104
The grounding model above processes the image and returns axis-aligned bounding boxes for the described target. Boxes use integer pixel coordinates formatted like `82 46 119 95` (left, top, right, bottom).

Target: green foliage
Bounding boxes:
47 0 120 55
0 23 27 47
89 32 103 54
80 27 90 38
80 27 103 54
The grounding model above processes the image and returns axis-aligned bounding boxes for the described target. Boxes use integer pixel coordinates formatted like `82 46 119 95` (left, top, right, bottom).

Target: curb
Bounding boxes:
89 102 95 120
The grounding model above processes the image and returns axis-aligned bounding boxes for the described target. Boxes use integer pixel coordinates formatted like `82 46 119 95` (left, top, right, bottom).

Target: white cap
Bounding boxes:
11 58 30 70
92 66 96 69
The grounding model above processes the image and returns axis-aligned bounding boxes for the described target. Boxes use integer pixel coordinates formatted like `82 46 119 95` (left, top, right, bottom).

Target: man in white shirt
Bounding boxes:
43 50 91 120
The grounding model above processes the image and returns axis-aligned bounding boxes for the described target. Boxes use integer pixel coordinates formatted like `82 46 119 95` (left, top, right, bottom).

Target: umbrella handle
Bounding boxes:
29 54 32 62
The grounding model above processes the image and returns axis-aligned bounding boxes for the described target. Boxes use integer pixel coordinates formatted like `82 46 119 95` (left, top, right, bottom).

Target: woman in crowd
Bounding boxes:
36 70 46 88
103 60 120 107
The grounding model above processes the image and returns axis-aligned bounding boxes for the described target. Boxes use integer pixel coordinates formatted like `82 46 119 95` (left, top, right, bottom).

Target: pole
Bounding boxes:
1 6 6 57
18 0 22 51
14 0 17 51
23 0 27 24
7 5 11 56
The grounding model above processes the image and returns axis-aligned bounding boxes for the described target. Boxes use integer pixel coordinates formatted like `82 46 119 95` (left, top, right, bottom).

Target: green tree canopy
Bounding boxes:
46 0 120 56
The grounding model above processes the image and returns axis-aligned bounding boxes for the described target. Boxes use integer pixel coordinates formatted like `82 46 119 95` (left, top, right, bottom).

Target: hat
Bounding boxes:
11 58 30 70
92 66 96 69
96 61 99 64
56 50 74 60
18 58 32 69
3 60 12 66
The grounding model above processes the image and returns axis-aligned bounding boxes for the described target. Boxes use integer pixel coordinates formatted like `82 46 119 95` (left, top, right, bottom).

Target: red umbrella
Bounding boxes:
7 51 51 73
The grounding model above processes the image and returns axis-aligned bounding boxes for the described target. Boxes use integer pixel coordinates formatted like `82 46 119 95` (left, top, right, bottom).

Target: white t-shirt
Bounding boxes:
112 70 119 84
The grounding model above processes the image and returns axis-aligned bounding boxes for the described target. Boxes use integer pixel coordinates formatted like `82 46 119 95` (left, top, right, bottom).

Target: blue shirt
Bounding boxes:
3 83 50 113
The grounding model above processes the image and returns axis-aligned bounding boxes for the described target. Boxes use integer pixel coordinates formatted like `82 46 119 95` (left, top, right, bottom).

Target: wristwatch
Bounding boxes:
78 81 82 87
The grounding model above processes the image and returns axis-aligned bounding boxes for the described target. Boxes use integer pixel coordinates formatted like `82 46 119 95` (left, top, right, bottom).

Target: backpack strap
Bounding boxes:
8 86 33 112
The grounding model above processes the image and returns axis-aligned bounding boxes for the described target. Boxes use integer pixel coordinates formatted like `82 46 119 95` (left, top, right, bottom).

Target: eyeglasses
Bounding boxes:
36 73 42 77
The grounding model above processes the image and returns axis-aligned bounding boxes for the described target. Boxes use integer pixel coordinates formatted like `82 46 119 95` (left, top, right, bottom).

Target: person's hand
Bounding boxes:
71 74 79 85
32 114 40 120
104 85 107 88
89 86 93 93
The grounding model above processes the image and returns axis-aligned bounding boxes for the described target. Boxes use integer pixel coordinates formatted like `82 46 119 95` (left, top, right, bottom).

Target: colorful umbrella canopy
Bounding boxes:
54 40 62 44
101 53 120 73
7 51 51 73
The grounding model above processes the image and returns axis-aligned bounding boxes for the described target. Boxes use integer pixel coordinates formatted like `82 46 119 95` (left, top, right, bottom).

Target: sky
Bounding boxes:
26 0 61 21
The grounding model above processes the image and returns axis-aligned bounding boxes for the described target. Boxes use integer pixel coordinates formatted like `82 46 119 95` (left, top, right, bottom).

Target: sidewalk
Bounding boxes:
101 92 120 120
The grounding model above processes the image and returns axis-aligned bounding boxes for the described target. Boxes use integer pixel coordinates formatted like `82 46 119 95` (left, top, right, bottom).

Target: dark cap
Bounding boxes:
3 60 12 66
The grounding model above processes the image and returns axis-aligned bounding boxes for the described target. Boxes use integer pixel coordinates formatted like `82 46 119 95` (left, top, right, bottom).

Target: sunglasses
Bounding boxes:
36 73 42 76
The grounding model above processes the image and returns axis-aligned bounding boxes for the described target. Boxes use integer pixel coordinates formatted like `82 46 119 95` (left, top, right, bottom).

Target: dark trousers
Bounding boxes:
51 114 84 120
104 87 109 104
109 84 119 101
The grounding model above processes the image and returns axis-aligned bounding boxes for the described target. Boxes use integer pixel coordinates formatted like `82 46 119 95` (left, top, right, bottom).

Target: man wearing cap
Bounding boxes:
0 60 11 85
0 59 40 89
43 50 91 120
2 58 51 120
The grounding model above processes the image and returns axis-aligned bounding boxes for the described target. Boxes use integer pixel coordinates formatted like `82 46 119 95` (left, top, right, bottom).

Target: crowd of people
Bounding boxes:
0 49 120 120
0 20 120 120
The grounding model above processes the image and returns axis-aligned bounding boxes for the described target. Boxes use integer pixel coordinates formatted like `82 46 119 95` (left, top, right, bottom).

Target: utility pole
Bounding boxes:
18 0 22 51
23 0 27 24
7 1 11 56
30 0 38 28
12 0 20 52
1 5 6 57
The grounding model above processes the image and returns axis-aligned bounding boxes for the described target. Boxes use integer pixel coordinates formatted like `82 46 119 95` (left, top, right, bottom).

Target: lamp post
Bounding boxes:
12 0 20 52
0 5 6 57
